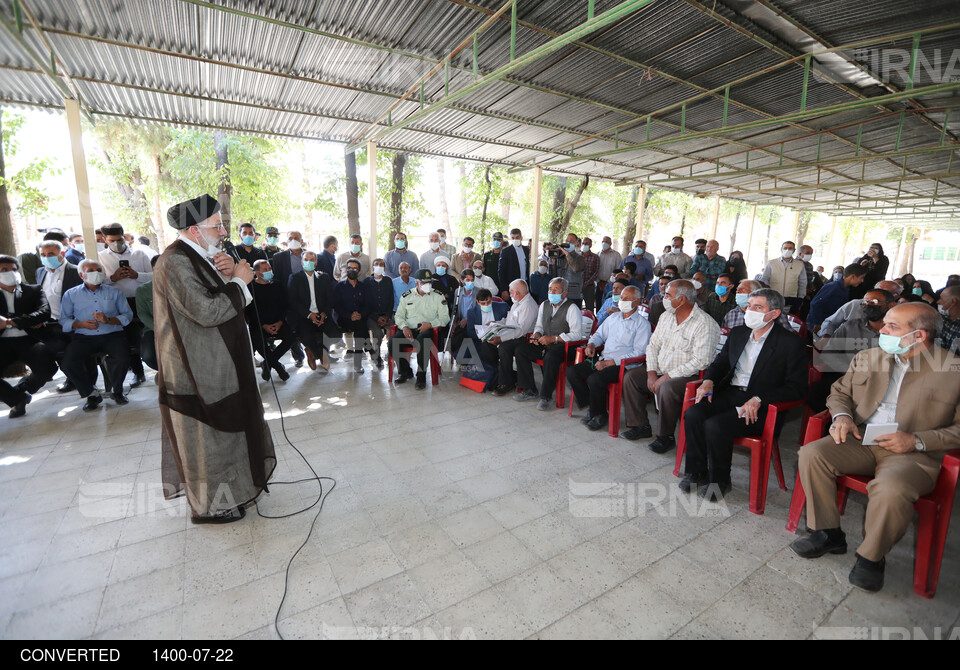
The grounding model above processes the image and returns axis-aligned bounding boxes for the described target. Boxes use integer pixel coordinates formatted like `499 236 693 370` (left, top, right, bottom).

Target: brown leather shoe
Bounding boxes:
304 347 318 371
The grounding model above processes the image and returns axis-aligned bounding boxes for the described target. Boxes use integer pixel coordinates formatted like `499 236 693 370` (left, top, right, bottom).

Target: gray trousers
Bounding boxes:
622 366 700 437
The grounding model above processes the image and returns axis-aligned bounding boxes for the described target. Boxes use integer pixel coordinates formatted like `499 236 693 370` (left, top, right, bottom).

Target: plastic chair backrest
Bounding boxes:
581 309 599 335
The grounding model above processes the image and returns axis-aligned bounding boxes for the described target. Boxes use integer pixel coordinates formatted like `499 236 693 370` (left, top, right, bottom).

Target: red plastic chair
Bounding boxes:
797 365 823 445
532 309 598 409
566 346 646 437
491 296 504 303
785 314 808 339
786 411 960 598
387 325 441 385
674 380 803 515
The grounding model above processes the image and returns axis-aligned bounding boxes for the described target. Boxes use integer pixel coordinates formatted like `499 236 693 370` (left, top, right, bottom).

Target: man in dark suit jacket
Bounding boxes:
287 250 338 371
498 228 531 302
35 244 89 392
267 231 306 365
0 255 58 417
681 288 808 500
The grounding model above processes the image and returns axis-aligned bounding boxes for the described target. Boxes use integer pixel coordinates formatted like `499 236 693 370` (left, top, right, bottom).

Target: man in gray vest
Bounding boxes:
761 240 808 299
513 277 585 410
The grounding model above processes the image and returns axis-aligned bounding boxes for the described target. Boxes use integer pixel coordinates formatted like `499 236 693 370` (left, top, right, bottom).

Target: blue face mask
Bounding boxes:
735 293 750 308
351 244 361 254
715 285 729 297
464 282 474 291
302 261 316 272
612 294 621 303
548 293 563 305
262 271 274 282
912 287 923 296
492 240 502 249
878 331 918 355
267 236 279 247
41 255 62 270
436 266 447 276
241 235 255 246
633 247 643 256
395 239 406 249
480 304 493 313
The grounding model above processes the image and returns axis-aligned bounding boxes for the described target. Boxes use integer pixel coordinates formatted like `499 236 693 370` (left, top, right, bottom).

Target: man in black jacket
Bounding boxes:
498 228 531 302
0 255 58 418
681 288 808 500
287 250 337 372
248 259 294 381
35 241 88 393
362 258 393 370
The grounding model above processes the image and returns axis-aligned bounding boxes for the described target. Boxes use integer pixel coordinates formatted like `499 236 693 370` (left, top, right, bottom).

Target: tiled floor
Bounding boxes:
1 357 958 640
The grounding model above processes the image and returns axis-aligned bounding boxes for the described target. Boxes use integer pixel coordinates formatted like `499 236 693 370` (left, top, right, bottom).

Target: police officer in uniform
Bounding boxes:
390 268 451 389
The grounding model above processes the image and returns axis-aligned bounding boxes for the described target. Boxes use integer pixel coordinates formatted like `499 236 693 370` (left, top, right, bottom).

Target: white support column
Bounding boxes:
710 194 721 238
744 204 757 269
531 166 543 276
367 141 377 261
65 98 97 258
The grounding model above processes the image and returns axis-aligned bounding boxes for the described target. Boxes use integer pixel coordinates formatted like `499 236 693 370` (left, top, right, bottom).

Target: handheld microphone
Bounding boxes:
221 239 241 262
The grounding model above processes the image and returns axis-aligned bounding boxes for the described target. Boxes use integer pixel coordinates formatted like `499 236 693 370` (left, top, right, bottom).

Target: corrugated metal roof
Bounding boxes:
0 0 957 220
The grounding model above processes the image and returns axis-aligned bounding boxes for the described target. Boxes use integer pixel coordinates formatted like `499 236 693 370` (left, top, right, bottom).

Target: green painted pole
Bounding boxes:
510 1 517 62
907 33 921 90
800 54 810 111
722 85 729 127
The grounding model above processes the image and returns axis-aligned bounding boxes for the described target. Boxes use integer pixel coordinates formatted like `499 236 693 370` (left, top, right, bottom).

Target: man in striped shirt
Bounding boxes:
620 279 720 453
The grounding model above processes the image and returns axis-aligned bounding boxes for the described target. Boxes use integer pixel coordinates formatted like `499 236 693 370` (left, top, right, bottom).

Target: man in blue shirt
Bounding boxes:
807 263 868 334
65 234 85 265
393 261 417 311
619 240 655 289
59 259 134 410
689 239 726 292
384 232 420 279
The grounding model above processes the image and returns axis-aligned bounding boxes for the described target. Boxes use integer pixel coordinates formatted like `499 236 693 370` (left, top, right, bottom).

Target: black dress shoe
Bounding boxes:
274 364 290 381
260 360 271 381
699 481 732 502
492 384 515 397
56 380 75 394
579 411 593 425
83 394 104 412
414 374 427 390
849 554 884 592
396 369 413 384
679 471 709 493
648 435 676 454
586 414 609 431
130 374 147 388
112 392 129 405
9 393 30 419
789 529 848 559
375 357 384 370
191 506 246 525
620 425 653 440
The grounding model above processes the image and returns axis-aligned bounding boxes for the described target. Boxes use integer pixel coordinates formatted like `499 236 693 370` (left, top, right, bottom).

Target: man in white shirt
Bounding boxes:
513 277 585 411
420 232 444 272
471 259 498 295
620 280 720 452
487 279 538 396
566 286 651 431
99 222 154 386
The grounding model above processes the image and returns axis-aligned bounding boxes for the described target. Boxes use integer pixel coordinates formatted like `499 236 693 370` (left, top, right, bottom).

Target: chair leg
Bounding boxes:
388 353 395 382
798 407 812 445
556 364 566 409
786 473 806 532
772 439 787 491
913 498 938 598
608 385 620 438
749 443 767 515
568 386 574 418
674 435 685 478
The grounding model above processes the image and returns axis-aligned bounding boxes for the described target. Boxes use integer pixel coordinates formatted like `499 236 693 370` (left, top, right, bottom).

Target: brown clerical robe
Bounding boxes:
154 239 275 517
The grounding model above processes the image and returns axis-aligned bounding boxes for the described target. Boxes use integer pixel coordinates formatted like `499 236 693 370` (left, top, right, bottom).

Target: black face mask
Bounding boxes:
863 305 885 322
347 270 359 281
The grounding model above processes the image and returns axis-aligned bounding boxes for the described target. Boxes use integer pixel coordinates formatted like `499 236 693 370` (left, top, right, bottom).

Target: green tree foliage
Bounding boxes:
356 148 428 251
1 110 60 218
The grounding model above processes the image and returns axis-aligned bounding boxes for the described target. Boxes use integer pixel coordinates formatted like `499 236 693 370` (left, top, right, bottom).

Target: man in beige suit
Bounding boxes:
791 303 960 591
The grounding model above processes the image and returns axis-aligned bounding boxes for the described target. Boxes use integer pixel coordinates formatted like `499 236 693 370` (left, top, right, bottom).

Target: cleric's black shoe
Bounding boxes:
9 393 30 419
130 374 147 388
56 380 75 394
191 506 246 525
111 393 129 406
848 554 884 592
789 529 847 559
83 394 103 412
648 435 676 454
679 472 709 493
620 425 653 441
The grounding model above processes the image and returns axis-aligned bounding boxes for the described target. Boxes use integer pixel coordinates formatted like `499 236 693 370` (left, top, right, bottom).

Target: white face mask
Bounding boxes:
108 241 127 254
510 238 522 247
419 282 432 293
0 271 19 286
672 246 681 253
618 300 634 312
84 271 104 286
691 280 703 291
473 268 483 277
664 296 678 314
938 304 952 318
798 253 810 262
538 265 548 274
601 243 611 251
373 266 385 276
581 245 591 253
744 309 770 330
462 247 473 254
781 249 794 259
287 239 302 250
429 241 440 251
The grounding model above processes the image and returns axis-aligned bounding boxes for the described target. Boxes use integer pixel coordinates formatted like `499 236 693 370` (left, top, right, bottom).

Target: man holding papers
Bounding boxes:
486 279 538 395
792 303 960 593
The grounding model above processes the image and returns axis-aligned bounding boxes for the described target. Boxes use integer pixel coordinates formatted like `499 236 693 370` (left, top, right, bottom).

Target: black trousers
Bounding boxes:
295 317 340 357
566 361 621 415
62 332 130 397
808 372 842 414
124 297 145 378
682 388 767 484
389 328 435 375
0 336 58 407
484 337 524 388
141 329 158 371
515 341 574 400
250 322 296 368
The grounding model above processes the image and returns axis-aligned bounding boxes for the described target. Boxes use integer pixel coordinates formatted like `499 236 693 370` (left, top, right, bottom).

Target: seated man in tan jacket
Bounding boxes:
791 303 960 592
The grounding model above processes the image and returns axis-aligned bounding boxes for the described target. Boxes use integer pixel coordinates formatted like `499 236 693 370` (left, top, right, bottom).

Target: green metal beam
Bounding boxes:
717 171 960 197
543 81 960 167
344 0 657 154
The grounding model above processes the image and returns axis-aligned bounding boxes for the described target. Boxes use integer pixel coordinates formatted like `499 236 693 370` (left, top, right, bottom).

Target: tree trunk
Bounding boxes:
480 166 492 244
389 152 407 243
907 229 923 274
729 209 741 252
214 132 232 235
345 150 360 237
500 175 513 226
549 177 568 241
458 163 468 231
301 149 314 240
0 109 15 256
622 185 639 254
437 159 451 233
153 151 167 249
796 211 811 247
101 149 154 235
